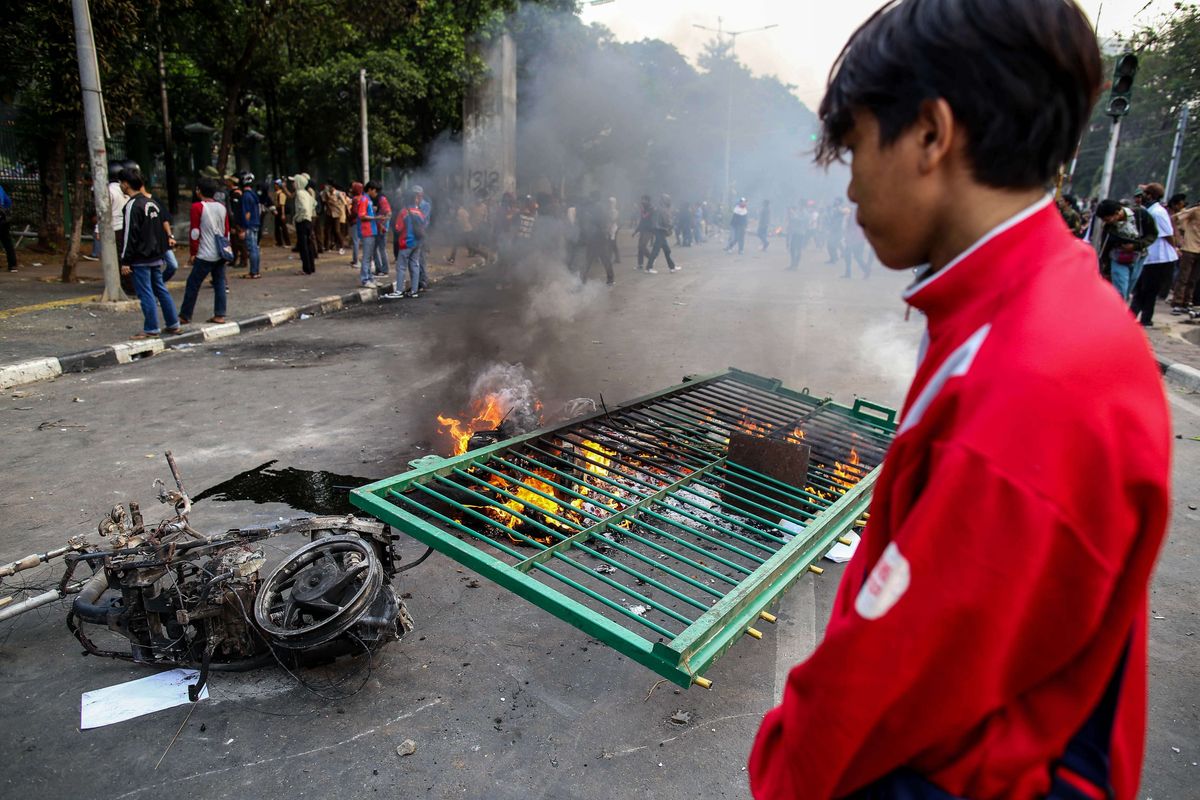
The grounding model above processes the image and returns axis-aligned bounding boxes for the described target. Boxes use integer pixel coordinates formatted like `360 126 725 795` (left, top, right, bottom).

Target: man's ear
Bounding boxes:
913 98 958 176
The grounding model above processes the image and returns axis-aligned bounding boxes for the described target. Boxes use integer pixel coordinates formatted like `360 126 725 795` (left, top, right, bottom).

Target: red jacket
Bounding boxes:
749 198 1170 799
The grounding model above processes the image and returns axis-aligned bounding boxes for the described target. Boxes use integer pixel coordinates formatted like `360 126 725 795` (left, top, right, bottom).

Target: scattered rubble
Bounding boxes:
669 710 691 726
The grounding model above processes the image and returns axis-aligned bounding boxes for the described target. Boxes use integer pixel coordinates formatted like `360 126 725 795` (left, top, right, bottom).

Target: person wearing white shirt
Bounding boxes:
107 162 129 250
1131 182 1177 327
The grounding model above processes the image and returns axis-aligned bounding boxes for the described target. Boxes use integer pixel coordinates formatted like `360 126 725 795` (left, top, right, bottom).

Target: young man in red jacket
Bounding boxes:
749 1 1171 798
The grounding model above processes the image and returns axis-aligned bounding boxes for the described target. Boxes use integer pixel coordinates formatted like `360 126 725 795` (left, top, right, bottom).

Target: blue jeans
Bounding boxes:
162 248 179 282
131 264 179 334
417 242 429 290
245 227 261 276
401 247 421 293
1110 253 1146 301
350 225 361 265
360 235 377 285
373 233 389 275
180 258 227 320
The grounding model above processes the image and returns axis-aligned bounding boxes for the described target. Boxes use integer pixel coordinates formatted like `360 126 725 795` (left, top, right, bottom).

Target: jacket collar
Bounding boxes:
902 195 1054 323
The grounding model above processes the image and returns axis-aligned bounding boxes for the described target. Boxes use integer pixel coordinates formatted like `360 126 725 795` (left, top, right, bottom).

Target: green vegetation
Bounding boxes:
1072 5 1200 200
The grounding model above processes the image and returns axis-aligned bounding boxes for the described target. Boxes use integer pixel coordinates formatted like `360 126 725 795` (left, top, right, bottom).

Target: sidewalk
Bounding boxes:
0 240 481 368
1147 310 1200 392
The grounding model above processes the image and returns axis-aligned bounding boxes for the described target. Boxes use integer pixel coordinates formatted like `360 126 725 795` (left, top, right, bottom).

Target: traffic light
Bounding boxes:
1106 54 1138 118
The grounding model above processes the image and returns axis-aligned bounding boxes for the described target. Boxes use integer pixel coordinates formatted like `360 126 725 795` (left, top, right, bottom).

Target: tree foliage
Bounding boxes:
3 0 839 261
1072 5 1200 200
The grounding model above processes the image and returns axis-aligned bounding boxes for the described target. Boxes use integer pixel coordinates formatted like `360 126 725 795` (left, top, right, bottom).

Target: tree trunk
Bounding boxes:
37 129 68 252
62 123 88 282
265 83 282 178
156 3 178 214
215 39 259 174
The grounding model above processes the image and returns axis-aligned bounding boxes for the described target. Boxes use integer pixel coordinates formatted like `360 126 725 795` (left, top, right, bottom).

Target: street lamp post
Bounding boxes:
360 69 370 184
693 18 778 204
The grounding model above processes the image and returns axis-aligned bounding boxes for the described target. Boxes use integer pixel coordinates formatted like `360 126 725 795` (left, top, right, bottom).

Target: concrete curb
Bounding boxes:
1156 354 1200 393
3 278 402 388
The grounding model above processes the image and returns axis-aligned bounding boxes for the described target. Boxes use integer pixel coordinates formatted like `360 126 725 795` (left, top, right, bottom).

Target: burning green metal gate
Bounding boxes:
351 369 896 689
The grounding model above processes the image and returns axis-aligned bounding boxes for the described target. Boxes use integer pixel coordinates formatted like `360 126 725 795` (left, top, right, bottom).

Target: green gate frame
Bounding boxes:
351 369 896 689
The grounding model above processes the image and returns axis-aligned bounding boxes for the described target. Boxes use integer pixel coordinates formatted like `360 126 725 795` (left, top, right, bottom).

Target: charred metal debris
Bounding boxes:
0 452 414 701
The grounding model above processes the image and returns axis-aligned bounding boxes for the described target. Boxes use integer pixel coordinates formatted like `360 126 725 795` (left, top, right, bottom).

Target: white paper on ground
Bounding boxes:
80 668 207 729
779 519 803 542
824 531 861 563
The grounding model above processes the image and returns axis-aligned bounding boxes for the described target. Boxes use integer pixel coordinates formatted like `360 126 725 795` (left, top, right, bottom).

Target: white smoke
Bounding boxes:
469 361 543 434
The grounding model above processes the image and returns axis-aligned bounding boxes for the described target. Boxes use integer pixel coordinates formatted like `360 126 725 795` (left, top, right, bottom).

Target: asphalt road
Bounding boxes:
0 237 1195 798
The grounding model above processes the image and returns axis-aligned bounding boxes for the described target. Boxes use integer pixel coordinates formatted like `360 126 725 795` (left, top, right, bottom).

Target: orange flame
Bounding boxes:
485 469 568 543
437 395 509 456
570 439 616 509
737 406 772 437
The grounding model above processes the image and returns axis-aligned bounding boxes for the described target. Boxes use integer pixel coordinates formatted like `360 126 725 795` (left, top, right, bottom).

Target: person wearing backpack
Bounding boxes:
118 168 180 338
179 176 231 324
387 191 427 299
1096 198 1157 302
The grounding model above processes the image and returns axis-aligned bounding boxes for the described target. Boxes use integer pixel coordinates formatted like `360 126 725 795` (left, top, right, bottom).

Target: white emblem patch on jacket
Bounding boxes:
855 542 911 620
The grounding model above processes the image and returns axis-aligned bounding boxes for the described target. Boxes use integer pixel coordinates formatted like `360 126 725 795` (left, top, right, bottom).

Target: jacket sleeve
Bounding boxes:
120 200 137 264
749 441 1119 799
1134 209 1158 251
189 202 202 258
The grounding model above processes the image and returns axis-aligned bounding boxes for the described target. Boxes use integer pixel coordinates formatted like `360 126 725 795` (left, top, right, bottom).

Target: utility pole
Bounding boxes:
71 0 124 302
359 69 370 184
1165 105 1190 200
1098 117 1122 202
693 18 778 204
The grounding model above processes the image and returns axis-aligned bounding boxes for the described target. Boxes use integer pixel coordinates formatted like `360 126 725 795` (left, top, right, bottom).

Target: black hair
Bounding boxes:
118 167 144 191
1095 199 1124 219
365 180 380 192
817 0 1101 189
1169 193 1187 207
197 177 218 199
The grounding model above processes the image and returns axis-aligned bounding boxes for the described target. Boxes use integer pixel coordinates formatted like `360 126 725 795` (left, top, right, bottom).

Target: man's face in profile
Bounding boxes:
844 110 936 270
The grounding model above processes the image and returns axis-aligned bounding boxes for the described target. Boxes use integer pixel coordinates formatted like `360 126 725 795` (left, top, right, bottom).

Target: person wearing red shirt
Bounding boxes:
749 2 1171 798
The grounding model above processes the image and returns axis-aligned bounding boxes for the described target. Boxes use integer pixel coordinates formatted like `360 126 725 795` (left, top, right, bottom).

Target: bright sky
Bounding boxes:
580 0 1190 109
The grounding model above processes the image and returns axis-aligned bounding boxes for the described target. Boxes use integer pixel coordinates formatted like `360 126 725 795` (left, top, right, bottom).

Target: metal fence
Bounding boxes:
0 117 133 244
0 119 40 232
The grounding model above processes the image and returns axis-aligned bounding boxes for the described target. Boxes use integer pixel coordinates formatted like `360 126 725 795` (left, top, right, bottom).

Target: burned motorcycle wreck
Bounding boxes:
19 453 414 699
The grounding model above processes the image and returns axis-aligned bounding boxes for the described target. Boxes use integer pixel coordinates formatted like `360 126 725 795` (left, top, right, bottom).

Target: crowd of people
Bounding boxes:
1085 183 1199 327
15 157 1194 341
0 158 892 341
